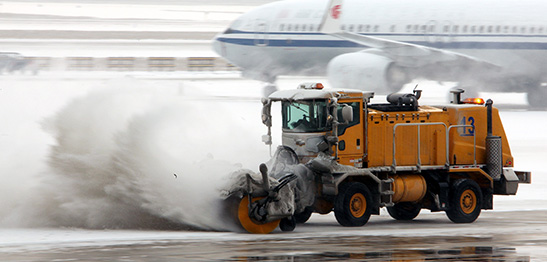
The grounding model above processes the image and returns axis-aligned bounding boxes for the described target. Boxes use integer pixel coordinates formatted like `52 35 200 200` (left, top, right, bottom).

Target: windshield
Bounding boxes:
282 100 329 132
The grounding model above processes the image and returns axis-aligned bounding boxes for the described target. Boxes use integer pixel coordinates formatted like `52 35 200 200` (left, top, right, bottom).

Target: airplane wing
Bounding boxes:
319 0 501 71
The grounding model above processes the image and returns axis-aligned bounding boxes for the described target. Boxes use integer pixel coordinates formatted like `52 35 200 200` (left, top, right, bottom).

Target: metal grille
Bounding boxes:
486 136 502 180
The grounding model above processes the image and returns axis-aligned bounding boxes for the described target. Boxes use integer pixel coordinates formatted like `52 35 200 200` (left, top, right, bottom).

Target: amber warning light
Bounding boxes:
462 98 485 105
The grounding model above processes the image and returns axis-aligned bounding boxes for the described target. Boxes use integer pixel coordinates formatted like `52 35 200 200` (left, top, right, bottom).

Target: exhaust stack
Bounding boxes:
485 99 502 180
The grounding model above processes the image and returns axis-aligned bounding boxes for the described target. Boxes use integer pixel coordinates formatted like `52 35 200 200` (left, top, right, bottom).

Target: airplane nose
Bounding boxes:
212 35 226 57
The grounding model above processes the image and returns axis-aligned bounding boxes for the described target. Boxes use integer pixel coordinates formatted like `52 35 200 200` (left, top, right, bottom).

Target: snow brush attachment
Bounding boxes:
228 163 298 234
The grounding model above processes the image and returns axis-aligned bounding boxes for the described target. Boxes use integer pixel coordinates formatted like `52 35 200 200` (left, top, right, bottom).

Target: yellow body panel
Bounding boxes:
335 101 513 169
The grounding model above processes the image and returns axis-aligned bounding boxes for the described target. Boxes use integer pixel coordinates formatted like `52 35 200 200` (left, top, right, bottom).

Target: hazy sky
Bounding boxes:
8 0 278 5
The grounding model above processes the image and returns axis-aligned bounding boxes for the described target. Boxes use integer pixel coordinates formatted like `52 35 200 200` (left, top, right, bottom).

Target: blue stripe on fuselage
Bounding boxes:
216 32 547 50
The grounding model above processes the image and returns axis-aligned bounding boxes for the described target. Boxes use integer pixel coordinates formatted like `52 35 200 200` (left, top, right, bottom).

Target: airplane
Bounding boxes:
212 0 547 106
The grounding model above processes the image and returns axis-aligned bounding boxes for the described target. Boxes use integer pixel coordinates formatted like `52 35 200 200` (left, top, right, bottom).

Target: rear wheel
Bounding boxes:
334 182 373 227
446 179 482 223
387 202 422 220
237 197 280 234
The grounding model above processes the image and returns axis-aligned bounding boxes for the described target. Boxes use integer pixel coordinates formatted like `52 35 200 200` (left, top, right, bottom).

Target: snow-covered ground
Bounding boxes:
0 1 545 260
0 74 544 230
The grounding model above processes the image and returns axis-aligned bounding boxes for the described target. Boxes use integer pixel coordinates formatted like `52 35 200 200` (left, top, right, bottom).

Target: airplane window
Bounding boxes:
391 25 396 32
429 25 435 32
513 26 518 34
279 24 284 31
287 24 292 31
471 26 476 33
420 25 426 33
406 25 412 32
302 24 307 31
496 26 501 33
341 25 345 31
414 25 419 33
453 25 459 33
358 25 363 32
479 26 484 33
487 26 493 33
443 25 449 33
539 27 544 34
530 27 536 34
521 27 526 34
503 26 509 34
374 25 379 32
295 24 299 31
463 25 468 33
349 24 354 32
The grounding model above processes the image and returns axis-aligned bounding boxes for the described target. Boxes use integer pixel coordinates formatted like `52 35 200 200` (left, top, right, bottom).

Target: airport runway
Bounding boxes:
1 2 546 261
0 74 546 261
1 210 546 261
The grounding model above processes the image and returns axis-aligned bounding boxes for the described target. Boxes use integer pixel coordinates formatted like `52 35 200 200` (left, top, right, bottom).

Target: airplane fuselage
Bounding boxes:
213 0 547 86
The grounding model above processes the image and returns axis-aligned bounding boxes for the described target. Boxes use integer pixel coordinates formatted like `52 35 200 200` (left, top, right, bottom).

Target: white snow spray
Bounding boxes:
1 85 269 231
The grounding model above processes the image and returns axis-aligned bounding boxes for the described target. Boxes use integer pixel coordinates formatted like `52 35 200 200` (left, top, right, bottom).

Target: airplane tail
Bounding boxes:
319 0 343 34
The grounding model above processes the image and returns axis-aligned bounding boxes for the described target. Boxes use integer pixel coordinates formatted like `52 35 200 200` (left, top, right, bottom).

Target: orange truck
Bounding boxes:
226 83 531 233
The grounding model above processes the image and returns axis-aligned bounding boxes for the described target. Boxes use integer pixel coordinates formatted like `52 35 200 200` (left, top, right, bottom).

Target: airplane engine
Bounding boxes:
327 52 410 93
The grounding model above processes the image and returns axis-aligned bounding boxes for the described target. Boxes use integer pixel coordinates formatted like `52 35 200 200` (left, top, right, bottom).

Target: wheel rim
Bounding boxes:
238 197 280 234
350 193 367 218
460 189 477 214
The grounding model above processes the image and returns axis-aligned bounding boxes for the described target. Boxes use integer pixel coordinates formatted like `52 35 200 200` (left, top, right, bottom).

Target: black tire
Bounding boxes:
294 206 313 224
387 202 422 220
334 182 373 227
446 179 483 223
279 216 296 232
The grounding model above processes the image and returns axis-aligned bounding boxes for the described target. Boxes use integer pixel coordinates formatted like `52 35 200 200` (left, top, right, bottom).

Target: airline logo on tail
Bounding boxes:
331 5 341 19
320 0 343 33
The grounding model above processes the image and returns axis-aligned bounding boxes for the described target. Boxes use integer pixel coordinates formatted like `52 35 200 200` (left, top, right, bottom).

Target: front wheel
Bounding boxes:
387 202 421 220
294 206 313 224
446 179 483 223
334 182 373 227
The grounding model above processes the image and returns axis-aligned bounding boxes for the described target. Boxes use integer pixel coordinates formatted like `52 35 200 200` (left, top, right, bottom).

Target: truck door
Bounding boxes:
336 101 365 167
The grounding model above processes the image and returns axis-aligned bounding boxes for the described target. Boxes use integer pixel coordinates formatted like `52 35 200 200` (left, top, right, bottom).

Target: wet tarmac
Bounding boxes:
1 210 546 261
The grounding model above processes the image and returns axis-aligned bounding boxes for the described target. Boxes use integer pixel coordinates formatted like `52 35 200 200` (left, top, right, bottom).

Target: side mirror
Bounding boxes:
341 105 353 123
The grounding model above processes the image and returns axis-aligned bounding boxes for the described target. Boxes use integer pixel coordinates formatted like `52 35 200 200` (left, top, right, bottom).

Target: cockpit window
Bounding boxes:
282 100 329 133
223 28 236 34
224 19 243 34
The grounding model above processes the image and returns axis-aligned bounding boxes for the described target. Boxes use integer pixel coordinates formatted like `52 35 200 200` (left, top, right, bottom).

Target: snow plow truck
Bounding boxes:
223 83 531 234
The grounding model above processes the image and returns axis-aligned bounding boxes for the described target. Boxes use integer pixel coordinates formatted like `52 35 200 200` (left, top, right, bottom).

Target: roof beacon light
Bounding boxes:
299 82 324 90
462 98 485 105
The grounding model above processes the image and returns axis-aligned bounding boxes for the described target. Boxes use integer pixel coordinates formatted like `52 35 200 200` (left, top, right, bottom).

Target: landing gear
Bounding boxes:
446 179 482 223
527 84 547 108
334 182 373 227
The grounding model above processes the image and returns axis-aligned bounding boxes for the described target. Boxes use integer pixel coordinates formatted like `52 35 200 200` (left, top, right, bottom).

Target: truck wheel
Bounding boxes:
446 179 482 223
294 206 313 224
387 202 421 220
279 216 296 232
334 182 372 227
